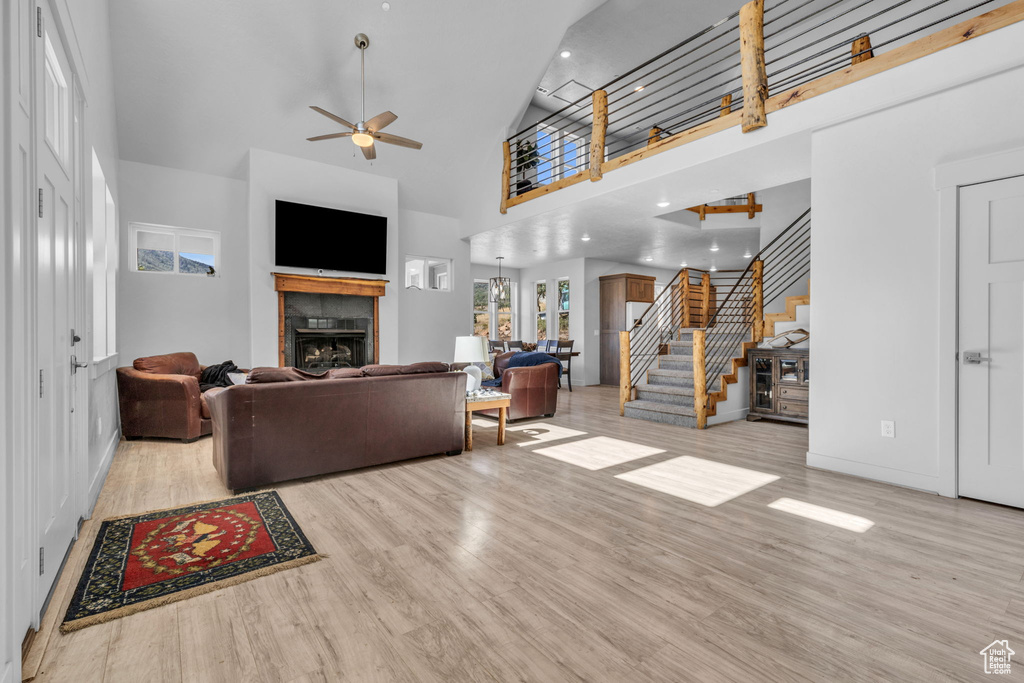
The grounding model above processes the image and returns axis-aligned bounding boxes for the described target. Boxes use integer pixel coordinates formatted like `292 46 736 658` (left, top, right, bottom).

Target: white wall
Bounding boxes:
118 161 251 366
247 149 400 367
398 210 472 363
809 65 1024 494
757 179 812 316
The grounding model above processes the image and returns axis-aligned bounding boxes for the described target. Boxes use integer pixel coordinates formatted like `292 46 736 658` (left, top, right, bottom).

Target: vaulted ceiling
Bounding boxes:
108 0 604 216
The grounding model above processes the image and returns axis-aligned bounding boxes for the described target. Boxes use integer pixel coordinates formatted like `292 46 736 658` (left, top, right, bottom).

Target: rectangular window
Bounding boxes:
536 281 547 341
132 223 219 276
473 281 490 337
557 278 570 341
537 127 555 186
405 256 452 291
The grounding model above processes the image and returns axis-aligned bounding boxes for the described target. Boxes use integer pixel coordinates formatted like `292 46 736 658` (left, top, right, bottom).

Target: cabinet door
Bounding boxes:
751 355 774 411
778 356 800 384
799 357 810 385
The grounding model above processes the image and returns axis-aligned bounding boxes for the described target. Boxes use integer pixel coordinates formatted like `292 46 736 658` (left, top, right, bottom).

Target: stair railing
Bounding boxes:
701 208 812 414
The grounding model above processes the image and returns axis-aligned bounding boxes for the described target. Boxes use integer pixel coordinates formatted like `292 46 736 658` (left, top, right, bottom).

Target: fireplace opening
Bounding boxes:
294 329 367 370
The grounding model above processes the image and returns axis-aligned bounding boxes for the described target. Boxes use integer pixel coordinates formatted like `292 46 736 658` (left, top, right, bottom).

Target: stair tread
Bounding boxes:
649 368 694 377
636 383 695 396
624 400 697 416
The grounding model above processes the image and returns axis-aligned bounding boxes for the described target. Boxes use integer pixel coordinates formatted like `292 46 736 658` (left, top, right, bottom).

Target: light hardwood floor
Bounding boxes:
31 386 1024 682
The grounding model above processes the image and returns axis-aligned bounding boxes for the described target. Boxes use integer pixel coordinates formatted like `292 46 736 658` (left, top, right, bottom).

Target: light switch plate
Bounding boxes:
881 420 895 438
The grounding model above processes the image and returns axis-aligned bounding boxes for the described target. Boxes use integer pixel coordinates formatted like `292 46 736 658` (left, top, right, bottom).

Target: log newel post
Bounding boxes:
500 140 511 214
700 272 712 328
619 330 632 416
739 0 768 133
751 259 764 343
680 269 691 333
692 329 708 429
719 94 733 117
590 89 608 181
647 126 663 147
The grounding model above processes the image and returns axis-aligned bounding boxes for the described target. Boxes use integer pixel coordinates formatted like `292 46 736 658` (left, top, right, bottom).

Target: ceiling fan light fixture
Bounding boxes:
352 132 375 148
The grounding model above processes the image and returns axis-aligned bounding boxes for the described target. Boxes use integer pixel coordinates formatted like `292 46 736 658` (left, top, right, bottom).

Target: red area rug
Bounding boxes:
61 491 319 632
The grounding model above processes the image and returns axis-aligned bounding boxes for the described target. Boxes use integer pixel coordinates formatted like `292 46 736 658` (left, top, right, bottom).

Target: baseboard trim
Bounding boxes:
708 406 749 426
806 450 947 496
86 430 119 518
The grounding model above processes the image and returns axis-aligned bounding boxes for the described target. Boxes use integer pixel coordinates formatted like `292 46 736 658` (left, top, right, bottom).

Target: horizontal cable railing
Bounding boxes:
500 0 1018 212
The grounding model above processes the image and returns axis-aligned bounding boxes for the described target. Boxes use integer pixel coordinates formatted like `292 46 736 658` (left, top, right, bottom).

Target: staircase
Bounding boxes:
619 209 811 428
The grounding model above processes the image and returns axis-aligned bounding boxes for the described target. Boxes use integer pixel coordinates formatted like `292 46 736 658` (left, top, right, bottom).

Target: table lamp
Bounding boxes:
453 336 489 392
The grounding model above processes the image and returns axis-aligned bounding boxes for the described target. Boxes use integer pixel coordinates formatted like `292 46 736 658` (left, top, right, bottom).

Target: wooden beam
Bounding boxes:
499 139 511 214
278 292 286 367
719 94 733 117
373 297 380 363
273 272 388 297
751 259 764 343
647 126 664 147
590 89 608 181
692 329 708 429
685 202 763 218
680 269 691 330
851 33 874 65
739 0 768 133
700 272 712 328
747 192 757 219
503 169 592 210
619 330 631 416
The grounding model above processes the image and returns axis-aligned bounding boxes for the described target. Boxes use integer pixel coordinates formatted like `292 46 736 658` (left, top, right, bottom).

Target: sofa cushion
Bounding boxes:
399 362 450 375
246 367 329 383
361 364 403 377
492 351 516 378
326 367 364 379
134 352 202 377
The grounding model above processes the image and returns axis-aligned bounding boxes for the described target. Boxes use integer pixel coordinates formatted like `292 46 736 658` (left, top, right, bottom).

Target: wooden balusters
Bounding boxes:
647 126 664 146
851 33 874 64
692 329 708 429
719 94 733 117
619 330 631 416
590 89 608 181
500 140 511 214
700 272 712 327
751 259 764 343
739 0 768 133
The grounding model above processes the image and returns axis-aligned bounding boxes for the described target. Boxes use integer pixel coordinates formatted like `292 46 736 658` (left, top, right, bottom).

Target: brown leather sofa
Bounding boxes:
117 352 213 442
475 351 559 421
207 363 466 491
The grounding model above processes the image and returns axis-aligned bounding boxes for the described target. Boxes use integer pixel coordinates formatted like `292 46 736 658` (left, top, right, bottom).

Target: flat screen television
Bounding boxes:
275 200 387 274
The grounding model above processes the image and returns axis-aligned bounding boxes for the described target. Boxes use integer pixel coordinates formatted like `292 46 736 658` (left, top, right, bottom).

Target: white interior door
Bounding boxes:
958 174 1024 508
35 0 79 607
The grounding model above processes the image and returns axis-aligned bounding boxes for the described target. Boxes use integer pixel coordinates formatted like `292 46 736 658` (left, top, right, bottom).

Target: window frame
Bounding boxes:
535 281 547 341
472 278 518 340
556 277 570 341
130 222 220 277
535 125 587 186
404 255 453 292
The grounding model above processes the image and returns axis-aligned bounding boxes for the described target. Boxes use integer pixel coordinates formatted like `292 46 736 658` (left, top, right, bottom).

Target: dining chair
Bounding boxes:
507 340 525 352
556 339 574 391
488 340 507 354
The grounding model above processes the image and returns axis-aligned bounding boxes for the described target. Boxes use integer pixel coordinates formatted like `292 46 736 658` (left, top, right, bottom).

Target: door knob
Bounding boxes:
963 350 992 364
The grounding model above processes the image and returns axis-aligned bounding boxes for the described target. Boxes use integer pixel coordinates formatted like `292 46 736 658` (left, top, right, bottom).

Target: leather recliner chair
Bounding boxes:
479 351 559 421
117 352 212 442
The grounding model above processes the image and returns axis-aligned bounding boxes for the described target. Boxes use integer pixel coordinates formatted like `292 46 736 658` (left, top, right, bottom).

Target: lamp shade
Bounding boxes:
453 336 489 363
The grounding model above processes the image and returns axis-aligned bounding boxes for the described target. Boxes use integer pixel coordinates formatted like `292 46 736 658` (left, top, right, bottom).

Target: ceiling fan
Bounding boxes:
307 33 423 160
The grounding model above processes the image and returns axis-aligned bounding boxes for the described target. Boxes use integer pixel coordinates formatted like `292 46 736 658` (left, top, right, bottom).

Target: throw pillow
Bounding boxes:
246 367 328 383
469 361 494 381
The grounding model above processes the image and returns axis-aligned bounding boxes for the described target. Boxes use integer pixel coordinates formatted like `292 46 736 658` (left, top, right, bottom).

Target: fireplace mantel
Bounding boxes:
272 273 388 367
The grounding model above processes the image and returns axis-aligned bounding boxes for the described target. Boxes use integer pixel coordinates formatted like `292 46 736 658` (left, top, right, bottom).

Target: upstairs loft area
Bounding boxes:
500 0 1024 213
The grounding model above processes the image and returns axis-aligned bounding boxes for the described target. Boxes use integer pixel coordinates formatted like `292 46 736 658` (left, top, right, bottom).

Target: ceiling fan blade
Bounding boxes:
306 132 355 142
361 142 377 160
365 111 397 133
374 132 423 150
309 106 356 130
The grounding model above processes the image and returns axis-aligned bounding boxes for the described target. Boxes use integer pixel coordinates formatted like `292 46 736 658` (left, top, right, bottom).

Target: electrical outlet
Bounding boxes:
881 420 895 438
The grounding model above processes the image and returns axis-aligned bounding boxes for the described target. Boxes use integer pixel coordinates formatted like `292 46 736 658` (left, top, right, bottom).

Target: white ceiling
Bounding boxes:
108 0 604 216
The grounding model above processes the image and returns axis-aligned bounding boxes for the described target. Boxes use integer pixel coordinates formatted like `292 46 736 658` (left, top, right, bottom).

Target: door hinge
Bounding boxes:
39 547 44 575
38 188 43 218
39 369 44 398
37 7 42 38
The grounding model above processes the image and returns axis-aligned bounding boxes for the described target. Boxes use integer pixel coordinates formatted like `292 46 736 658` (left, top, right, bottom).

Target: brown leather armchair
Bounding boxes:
117 352 211 442
478 351 559 421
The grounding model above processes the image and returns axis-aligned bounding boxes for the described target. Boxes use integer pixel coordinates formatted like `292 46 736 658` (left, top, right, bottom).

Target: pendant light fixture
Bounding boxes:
489 256 510 306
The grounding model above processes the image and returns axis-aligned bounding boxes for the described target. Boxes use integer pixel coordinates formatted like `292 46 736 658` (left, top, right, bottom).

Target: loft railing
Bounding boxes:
617 209 811 428
500 0 1023 213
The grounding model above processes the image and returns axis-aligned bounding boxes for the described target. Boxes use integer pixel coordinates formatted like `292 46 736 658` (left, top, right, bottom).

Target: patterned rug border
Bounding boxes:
60 490 321 634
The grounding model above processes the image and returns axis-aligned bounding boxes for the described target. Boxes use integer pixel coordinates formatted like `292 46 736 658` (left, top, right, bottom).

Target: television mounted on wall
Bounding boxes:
274 200 387 275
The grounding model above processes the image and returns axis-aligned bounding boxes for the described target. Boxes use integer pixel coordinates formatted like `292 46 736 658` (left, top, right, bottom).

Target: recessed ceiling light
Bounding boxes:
710 265 718 272
656 201 670 208
381 1 391 9
743 252 753 258
709 245 720 252
560 50 571 58
581 234 591 241
644 257 653 262
680 262 687 268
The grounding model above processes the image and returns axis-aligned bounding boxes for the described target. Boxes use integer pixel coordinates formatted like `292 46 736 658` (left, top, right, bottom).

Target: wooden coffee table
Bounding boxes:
465 392 512 450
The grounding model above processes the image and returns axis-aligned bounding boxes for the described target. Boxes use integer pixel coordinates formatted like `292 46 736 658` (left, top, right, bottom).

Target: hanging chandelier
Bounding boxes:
489 256 510 306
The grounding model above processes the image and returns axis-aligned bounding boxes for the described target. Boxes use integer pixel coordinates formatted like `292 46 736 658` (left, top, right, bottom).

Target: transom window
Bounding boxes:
405 256 452 291
132 223 219 276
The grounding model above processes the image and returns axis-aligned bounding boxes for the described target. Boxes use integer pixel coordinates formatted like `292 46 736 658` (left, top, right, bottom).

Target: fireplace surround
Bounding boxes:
273 273 387 368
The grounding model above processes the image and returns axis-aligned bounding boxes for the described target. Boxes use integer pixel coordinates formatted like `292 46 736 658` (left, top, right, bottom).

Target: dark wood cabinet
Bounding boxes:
599 273 656 385
747 347 809 424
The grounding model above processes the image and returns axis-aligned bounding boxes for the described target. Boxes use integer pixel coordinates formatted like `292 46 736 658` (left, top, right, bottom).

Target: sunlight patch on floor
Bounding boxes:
507 423 588 446
768 498 875 533
533 436 665 470
615 456 780 507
